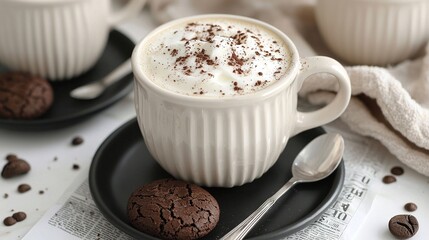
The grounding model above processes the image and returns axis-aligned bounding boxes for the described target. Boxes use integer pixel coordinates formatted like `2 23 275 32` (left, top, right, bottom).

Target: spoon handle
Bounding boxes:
220 177 298 240
100 58 132 87
70 58 132 100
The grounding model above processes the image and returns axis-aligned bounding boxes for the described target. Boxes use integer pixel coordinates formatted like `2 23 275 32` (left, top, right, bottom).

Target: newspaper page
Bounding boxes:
23 121 387 240
22 172 133 240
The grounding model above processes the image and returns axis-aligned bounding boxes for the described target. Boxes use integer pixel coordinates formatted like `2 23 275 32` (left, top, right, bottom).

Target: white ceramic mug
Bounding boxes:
132 14 351 187
315 0 429 66
0 0 146 81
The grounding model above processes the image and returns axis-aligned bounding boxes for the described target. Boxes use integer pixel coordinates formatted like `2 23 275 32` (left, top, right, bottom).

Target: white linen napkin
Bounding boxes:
147 0 429 177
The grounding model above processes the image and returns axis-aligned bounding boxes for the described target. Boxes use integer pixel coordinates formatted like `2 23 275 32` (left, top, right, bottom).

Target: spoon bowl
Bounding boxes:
221 133 345 240
292 133 344 182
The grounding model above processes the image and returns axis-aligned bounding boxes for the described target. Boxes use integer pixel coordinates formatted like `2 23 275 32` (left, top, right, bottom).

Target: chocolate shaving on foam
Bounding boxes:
150 21 288 96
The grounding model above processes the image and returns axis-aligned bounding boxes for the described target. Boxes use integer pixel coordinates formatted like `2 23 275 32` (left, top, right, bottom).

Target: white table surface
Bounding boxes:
1 11 428 240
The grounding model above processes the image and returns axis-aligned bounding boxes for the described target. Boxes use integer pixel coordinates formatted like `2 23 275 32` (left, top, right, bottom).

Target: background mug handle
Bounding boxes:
292 56 351 136
109 0 147 26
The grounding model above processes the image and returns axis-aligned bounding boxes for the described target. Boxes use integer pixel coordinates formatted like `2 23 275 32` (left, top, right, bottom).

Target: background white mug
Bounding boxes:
133 14 351 187
315 0 429 66
0 0 146 81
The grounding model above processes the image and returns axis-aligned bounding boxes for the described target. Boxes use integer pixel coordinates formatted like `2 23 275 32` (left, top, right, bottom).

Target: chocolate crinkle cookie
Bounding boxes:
0 72 53 119
127 179 220 240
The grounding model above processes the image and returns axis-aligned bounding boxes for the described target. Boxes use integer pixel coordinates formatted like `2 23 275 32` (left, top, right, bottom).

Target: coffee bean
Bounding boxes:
382 175 396 184
391 166 404 176
3 216 16 226
1 159 31 178
404 203 417 212
71 136 84 146
12 212 26 222
17 184 31 193
388 215 419 239
5 154 18 162
72 164 80 170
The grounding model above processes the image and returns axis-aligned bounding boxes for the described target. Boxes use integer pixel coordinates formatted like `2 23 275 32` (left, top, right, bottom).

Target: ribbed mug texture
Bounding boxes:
316 0 429 66
0 0 109 80
135 82 297 187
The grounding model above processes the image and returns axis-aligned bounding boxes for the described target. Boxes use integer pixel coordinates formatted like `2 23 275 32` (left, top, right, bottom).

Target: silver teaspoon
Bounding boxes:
70 58 132 100
221 133 345 240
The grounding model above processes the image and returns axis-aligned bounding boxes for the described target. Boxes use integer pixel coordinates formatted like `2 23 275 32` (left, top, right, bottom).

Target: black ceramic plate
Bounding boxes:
89 118 345 240
0 30 134 131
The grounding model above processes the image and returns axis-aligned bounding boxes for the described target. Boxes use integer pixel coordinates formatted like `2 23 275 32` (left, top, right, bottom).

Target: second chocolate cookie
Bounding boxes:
0 72 53 119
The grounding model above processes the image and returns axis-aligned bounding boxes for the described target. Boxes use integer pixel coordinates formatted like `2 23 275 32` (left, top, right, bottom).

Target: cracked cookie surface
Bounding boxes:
127 178 220 240
0 72 53 119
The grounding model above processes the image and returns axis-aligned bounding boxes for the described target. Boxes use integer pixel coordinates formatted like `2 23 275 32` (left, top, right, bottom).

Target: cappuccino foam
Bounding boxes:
140 18 292 97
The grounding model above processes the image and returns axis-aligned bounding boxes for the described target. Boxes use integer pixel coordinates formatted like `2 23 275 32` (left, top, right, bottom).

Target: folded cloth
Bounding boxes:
147 0 429 177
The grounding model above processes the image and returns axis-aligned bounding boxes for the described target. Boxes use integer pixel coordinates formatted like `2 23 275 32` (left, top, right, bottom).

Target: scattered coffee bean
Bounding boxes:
1 158 31 178
5 154 18 162
3 216 16 226
382 175 397 184
72 164 80 170
404 202 418 212
17 184 31 193
12 212 26 222
39 190 44 195
3 193 8 199
71 136 84 146
391 166 404 176
388 214 419 239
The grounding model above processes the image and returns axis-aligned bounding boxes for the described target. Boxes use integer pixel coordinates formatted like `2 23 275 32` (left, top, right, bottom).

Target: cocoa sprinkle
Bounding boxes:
271 57 283 61
232 32 247 45
195 49 214 68
233 82 243 92
170 49 178 57
228 52 245 67
175 56 189 64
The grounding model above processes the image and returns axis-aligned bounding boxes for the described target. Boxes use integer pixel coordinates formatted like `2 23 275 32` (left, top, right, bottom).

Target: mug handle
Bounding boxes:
108 0 147 26
292 56 351 136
